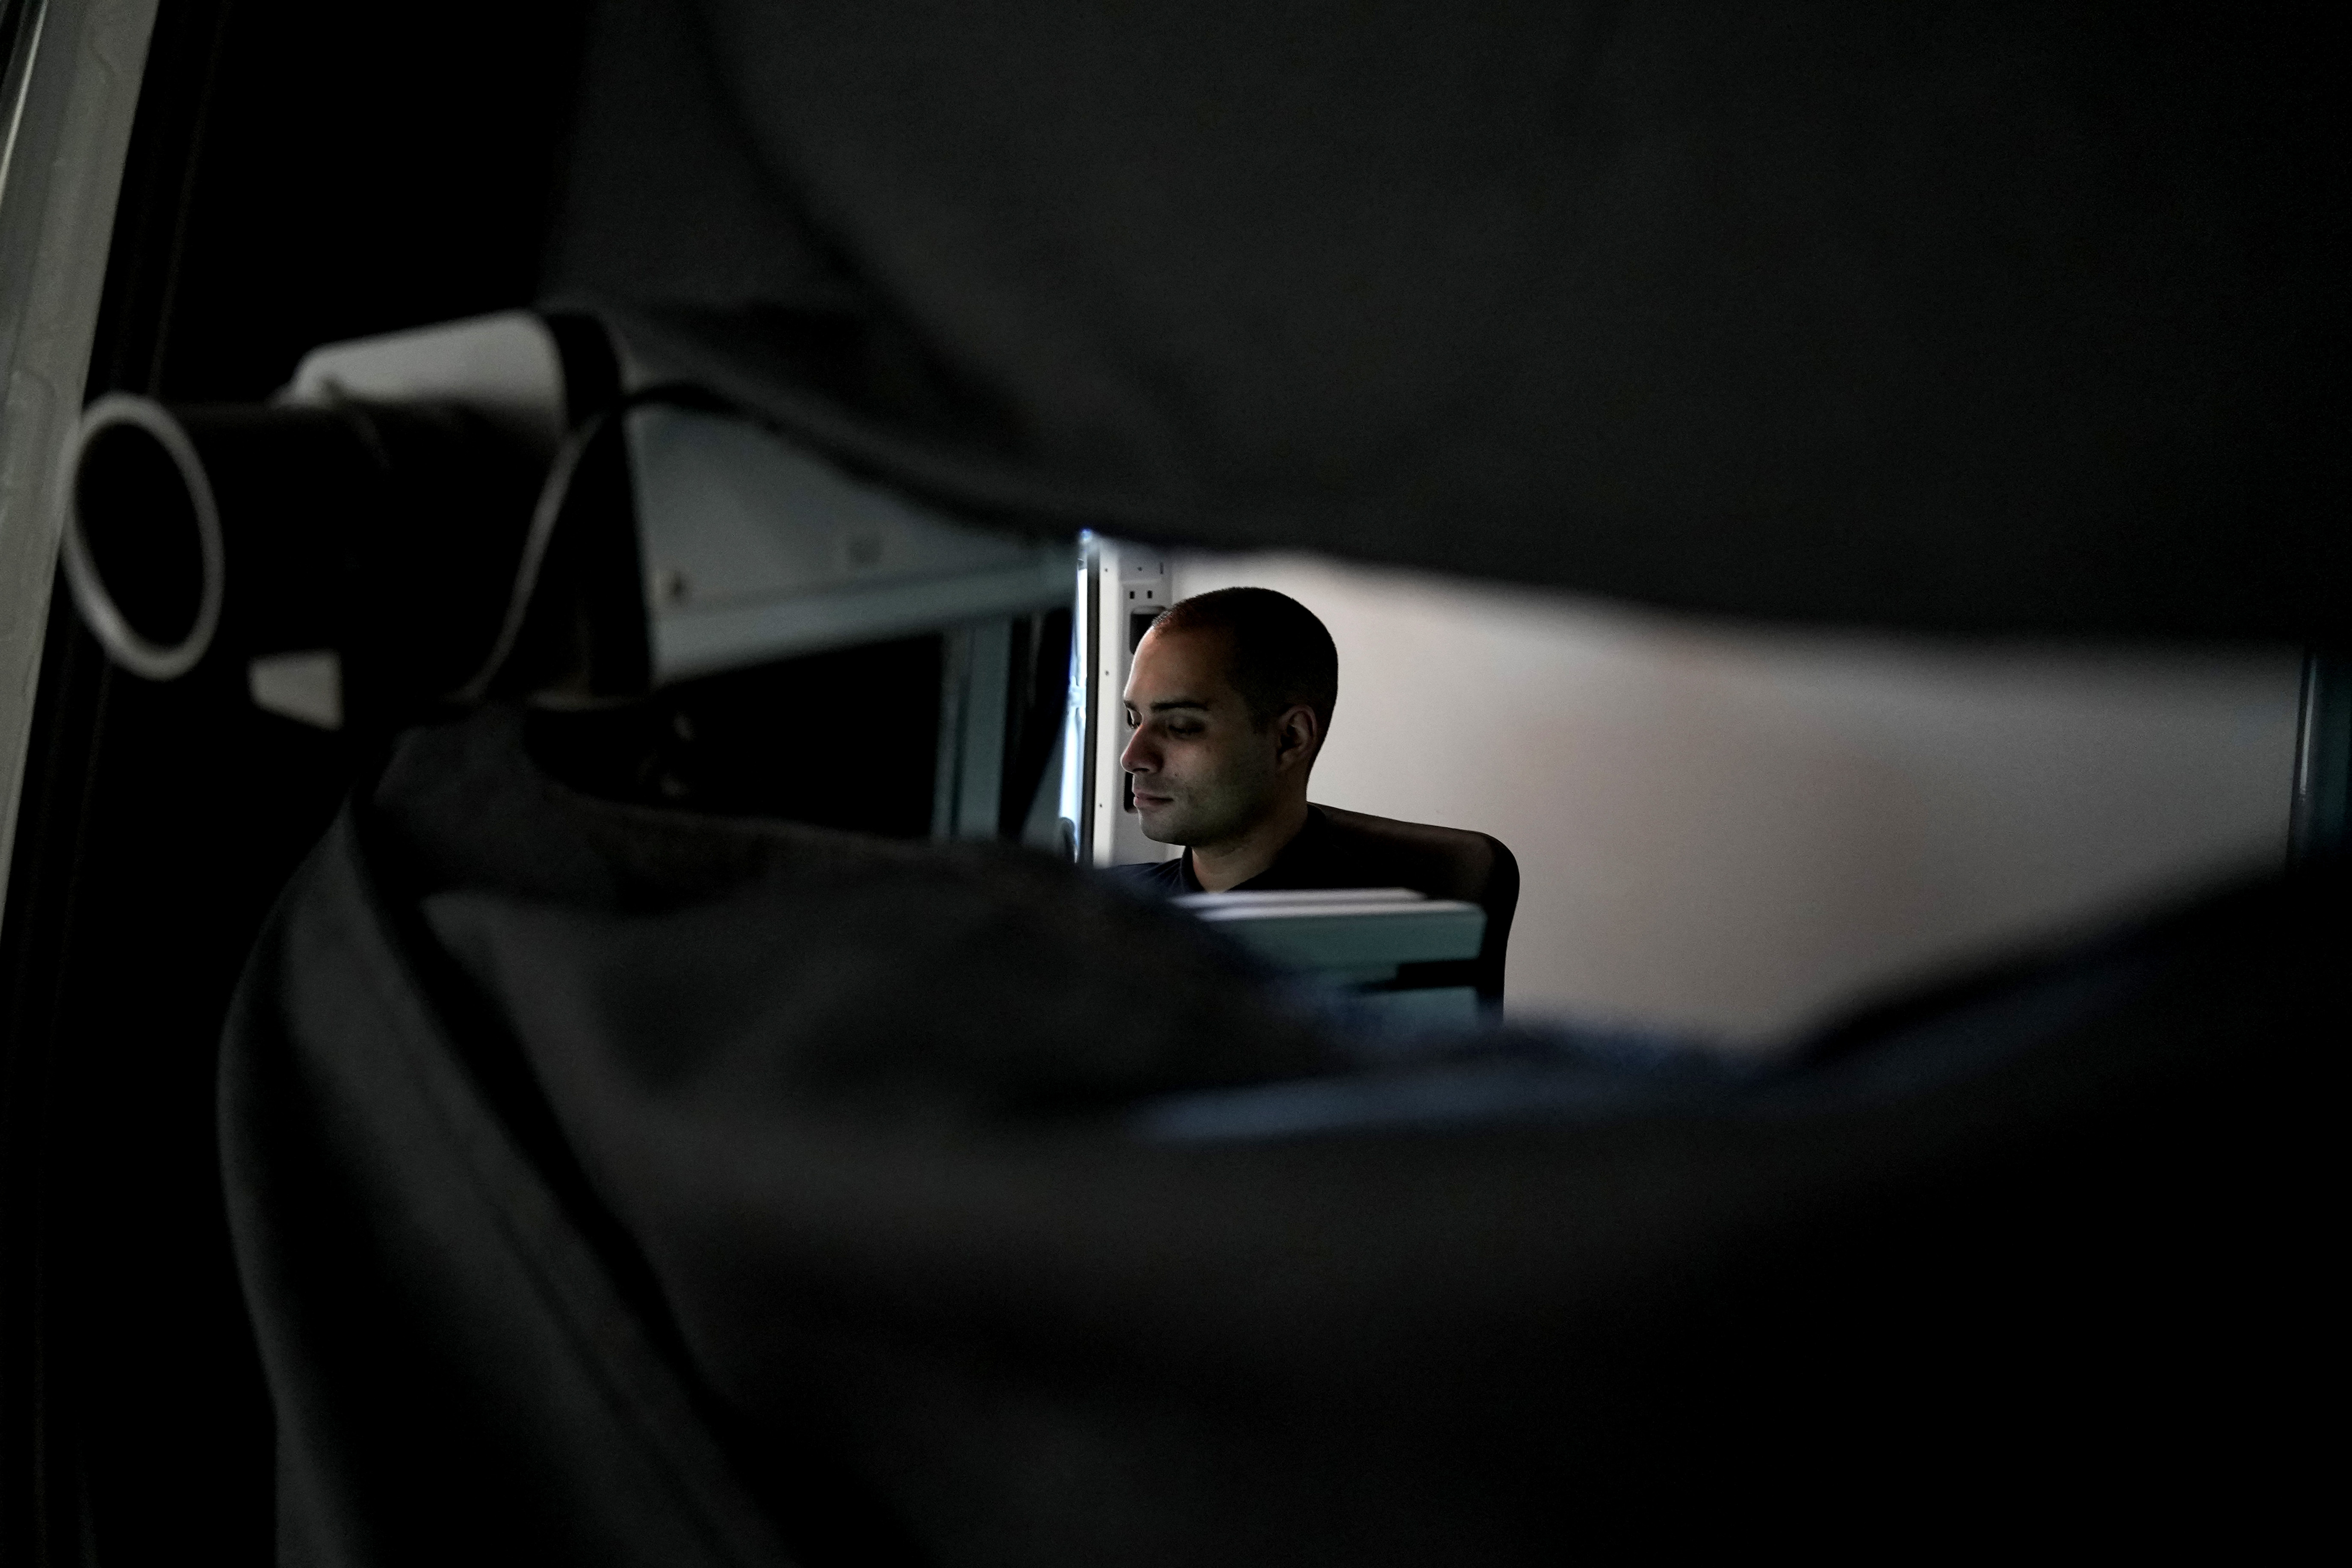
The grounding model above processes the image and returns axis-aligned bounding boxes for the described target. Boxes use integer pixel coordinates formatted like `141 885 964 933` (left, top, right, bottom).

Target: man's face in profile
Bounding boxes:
1120 626 1285 847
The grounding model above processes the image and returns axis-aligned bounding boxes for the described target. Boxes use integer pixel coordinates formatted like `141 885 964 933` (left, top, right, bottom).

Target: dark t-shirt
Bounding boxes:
1112 806 1389 897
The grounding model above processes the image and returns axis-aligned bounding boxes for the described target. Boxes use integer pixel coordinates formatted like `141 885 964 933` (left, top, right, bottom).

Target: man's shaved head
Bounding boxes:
1149 587 1337 732
1120 589 1336 880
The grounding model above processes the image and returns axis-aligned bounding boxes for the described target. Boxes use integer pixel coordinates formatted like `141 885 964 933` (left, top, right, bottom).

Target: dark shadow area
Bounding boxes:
0 3 586 1562
528 635 947 838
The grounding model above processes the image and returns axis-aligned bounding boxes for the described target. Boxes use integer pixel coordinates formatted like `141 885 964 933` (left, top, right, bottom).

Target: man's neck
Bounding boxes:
1188 796 1311 892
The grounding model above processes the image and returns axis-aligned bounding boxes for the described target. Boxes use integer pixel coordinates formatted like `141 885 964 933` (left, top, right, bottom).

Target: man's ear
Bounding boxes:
1272 703 1321 773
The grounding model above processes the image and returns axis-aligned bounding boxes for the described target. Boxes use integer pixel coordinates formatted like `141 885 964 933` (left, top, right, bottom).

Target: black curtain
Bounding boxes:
550 0 2347 643
10 5 2346 1564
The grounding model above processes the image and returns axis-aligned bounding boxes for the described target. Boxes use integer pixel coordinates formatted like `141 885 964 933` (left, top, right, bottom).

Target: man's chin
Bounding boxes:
1134 802 1192 845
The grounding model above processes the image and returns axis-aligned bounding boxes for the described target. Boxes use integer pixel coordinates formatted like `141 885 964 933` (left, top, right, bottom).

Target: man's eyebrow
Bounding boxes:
1146 697 1212 713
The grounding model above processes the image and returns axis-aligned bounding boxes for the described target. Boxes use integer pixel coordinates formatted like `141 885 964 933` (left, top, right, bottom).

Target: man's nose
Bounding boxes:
1120 725 1154 775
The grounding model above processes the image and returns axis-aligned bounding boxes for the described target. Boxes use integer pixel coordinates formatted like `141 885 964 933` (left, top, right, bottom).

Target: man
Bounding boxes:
1111 583 1459 902
1114 588 1337 893
1112 587 1519 992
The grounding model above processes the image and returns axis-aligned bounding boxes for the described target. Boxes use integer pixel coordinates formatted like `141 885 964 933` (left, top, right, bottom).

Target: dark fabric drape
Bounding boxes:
218 13 2346 1559
545 0 2346 640
223 712 2343 1562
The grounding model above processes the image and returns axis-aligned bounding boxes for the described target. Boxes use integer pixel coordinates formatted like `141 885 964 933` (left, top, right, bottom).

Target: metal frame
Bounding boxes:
2289 650 2349 864
1082 534 1175 868
931 616 1013 841
0 0 160 940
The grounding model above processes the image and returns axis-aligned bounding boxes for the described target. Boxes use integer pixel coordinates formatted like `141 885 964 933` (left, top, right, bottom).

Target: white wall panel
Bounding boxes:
1172 552 2299 1043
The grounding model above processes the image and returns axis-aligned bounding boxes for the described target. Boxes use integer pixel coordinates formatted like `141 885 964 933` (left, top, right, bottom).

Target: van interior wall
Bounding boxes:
1171 552 2300 1043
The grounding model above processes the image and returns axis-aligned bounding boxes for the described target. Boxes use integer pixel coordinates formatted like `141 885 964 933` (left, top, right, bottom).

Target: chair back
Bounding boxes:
1315 805 1520 1003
